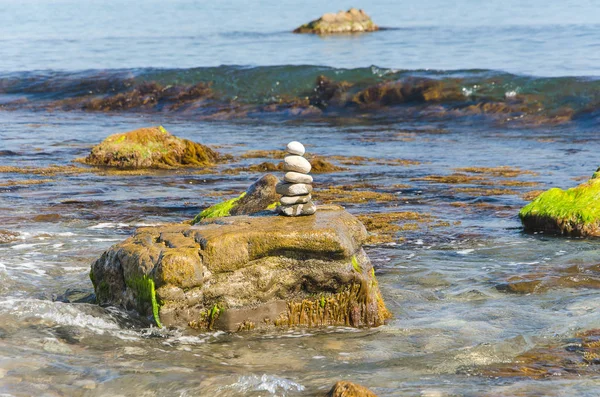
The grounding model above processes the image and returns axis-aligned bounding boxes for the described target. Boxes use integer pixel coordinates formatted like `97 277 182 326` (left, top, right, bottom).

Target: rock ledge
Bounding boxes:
91 205 390 331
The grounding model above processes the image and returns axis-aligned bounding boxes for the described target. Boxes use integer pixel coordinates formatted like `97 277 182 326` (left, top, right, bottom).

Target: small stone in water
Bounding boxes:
283 155 311 174
284 171 313 184
278 201 317 216
286 141 305 156
280 194 311 205
276 182 313 196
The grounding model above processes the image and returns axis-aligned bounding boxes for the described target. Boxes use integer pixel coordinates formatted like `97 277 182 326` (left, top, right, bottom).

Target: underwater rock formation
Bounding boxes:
294 8 379 34
191 174 280 223
90 205 391 331
81 126 219 169
519 169 600 236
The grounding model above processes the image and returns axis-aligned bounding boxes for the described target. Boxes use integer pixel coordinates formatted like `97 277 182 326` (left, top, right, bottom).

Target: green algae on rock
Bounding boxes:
81 126 219 169
191 174 280 223
519 171 600 236
293 8 379 34
90 205 391 332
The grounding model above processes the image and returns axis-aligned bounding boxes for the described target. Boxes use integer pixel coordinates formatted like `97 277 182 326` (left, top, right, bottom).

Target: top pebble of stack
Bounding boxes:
286 141 305 156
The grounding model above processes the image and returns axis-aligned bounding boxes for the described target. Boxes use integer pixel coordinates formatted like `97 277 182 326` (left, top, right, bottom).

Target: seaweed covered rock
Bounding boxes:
191 174 280 223
519 170 600 236
82 126 219 169
90 205 391 331
294 8 379 34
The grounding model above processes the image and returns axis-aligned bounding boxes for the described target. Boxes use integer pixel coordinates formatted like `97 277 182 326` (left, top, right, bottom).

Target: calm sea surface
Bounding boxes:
1 1 600 396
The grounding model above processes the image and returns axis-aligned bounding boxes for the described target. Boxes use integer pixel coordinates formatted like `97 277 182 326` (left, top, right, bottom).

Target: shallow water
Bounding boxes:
2 0 600 395
1 109 600 396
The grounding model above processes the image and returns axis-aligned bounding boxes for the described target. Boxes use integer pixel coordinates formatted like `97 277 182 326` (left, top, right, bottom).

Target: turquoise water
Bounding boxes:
1 1 600 396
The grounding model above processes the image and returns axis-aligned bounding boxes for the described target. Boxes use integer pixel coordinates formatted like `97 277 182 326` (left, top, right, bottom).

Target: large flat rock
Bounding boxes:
91 205 390 332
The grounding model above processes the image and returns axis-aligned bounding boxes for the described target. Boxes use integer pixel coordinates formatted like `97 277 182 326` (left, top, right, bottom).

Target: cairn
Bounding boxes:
276 141 317 216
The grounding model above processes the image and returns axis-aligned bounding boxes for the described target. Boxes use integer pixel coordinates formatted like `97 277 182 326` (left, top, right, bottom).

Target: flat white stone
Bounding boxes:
284 171 313 184
283 155 311 174
278 200 317 216
286 141 305 156
280 194 311 205
276 182 312 196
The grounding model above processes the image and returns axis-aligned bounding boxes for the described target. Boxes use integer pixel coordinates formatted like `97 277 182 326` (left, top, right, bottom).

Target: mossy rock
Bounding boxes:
90 205 391 332
191 174 280 223
519 171 600 236
294 8 379 34
82 126 219 169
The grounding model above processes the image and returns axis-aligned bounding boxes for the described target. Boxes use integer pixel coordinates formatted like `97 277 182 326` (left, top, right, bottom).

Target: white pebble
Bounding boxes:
283 155 311 174
286 141 305 156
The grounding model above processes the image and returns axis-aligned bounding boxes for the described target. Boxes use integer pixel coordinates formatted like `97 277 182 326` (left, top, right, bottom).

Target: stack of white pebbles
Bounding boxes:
275 141 317 216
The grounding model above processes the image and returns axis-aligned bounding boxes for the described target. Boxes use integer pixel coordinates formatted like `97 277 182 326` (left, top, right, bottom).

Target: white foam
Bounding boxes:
0 299 120 333
223 374 305 394
11 243 46 250
88 222 129 230
456 249 475 255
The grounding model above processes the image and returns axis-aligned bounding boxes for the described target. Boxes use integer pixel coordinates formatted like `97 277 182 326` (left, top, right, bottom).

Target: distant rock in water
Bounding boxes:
519 169 600 237
294 8 379 34
90 205 391 332
81 126 219 169
191 174 280 223
325 381 378 397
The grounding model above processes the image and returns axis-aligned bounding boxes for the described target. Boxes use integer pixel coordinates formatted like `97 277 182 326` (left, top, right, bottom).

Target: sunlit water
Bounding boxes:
1 0 600 76
1 110 599 396
1 0 600 395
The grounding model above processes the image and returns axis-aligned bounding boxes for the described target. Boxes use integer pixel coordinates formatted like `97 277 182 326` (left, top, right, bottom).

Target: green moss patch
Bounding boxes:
83 126 219 169
191 192 245 224
125 275 162 327
519 175 600 236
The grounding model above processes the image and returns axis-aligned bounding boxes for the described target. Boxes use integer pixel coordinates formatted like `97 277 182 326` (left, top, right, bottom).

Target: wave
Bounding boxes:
1 65 599 124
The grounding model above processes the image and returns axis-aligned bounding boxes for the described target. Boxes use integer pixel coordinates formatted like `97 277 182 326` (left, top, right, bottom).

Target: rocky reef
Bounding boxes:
519 169 600 236
294 8 379 34
191 174 280 223
90 205 390 332
81 126 219 169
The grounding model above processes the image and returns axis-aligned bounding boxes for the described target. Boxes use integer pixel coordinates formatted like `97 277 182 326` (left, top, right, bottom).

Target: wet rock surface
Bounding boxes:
294 8 379 34
191 174 280 223
81 126 219 169
324 381 378 397
519 170 600 236
91 205 390 332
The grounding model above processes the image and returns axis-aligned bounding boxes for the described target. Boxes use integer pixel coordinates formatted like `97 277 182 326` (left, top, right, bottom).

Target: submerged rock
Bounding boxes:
91 205 391 331
191 174 280 223
325 381 378 397
519 170 600 236
294 8 379 34
479 329 600 379
496 262 600 294
81 126 219 169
